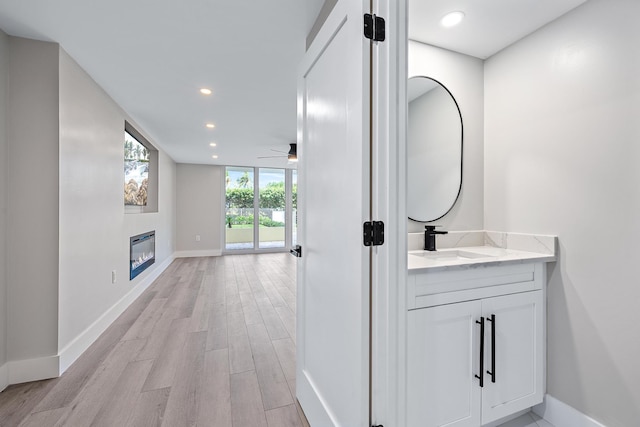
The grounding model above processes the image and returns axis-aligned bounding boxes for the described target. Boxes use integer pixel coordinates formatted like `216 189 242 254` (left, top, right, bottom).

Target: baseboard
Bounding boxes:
0 362 8 392
8 355 59 385
174 249 222 258
533 394 607 427
58 255 175 374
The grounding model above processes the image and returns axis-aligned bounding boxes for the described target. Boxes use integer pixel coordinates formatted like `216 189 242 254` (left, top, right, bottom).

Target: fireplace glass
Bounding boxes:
130 231 155 279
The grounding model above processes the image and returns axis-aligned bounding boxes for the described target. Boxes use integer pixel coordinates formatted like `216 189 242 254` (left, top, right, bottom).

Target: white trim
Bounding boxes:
0 362 8 392
371 0 406 424
533 394 608 427
58 255 175 373
8 355 59 385
174 249 222 258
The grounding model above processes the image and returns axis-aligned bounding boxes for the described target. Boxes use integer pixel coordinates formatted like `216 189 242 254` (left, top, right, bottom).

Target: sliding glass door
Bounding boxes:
259 168 286 249
225 166 296 252
225 166 255 250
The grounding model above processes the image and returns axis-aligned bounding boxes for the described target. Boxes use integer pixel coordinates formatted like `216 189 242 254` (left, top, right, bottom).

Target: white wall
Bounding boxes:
175 164 223 256
0 36 177 385
0 28 8 378
408 41 484 233
58 48 176 353
484 1 640 425
6 37 60 366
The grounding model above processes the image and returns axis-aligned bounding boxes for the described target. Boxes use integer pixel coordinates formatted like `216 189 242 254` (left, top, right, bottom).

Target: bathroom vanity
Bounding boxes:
406 232 556 427
406 23 558 426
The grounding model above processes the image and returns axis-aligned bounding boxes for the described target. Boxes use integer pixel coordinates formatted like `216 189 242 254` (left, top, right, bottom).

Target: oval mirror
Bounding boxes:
407 76 463 222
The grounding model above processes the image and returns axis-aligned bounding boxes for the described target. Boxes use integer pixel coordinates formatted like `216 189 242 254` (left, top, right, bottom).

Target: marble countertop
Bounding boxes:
408 231 557 272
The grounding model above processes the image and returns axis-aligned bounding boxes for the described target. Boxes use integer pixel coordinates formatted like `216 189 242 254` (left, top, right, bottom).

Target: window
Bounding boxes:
124 122 158 213
124 130 149 206
224 166 296 252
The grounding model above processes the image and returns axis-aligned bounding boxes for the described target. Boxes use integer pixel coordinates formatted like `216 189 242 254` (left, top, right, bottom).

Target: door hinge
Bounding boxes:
363 221 385 247
364 14 385 42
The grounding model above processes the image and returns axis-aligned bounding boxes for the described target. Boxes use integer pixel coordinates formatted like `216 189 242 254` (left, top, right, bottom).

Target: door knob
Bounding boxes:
290 245 302 258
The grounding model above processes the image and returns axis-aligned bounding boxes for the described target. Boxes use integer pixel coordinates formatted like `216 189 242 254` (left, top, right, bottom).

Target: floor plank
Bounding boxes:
206 308 228 351
135 306 180 362
255 296 290 341
227 310 255 374
91 359 154 427
230 370 268 427
17 407 67 427
124 388 170 427
189 288 210 333
266 404 305 427
53 339 146 427
247 323 293 410
273 337 296 381
32 322 133 413
197 349 232 427
160 331 206 427
141 318 189 391
0 381 57 427
275 305 297 342
121 298 167 341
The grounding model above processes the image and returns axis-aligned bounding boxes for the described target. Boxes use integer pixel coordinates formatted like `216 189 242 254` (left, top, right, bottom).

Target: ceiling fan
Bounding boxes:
258 143 297 162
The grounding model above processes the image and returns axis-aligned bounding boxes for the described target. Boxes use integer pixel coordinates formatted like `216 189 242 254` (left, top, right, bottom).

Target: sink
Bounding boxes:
409 249 498 262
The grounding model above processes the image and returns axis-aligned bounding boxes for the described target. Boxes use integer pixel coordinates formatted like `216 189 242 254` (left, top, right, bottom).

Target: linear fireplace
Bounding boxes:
130 231 155 280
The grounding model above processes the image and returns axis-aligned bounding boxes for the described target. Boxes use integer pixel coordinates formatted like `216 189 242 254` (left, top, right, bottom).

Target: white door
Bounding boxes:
407 301 483 427
482 291 544 424
295 0 372 426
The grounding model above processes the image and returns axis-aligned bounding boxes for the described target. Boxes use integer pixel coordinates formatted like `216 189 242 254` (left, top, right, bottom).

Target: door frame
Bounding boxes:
369 0 407 425
293 0 407 425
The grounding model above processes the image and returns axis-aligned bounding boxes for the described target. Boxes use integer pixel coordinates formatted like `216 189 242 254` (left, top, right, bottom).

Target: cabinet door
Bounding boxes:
407 301 482 427
481 291 544 424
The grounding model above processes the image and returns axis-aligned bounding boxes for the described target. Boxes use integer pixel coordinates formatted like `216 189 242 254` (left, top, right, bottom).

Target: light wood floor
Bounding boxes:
0 254 309 427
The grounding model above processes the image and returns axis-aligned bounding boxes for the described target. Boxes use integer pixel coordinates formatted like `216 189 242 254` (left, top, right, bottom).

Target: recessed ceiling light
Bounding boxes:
209 142 217 147
441 11 465 28
200 88 212 95
206 123 215 129
212 155 218 159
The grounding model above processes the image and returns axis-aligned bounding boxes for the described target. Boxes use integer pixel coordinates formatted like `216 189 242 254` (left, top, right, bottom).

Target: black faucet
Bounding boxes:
424 225 448 251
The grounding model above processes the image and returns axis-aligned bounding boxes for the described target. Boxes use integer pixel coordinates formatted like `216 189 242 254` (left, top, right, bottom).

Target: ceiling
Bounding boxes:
409 0 587 59
0 0 324 168
0 0 586 168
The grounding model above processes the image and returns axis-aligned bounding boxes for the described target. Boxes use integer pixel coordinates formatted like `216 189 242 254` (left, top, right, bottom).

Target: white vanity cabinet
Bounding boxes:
407 262 546 427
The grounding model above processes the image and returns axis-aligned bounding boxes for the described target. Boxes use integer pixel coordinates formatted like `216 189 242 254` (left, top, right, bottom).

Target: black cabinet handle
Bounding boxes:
486 314 496 383
475 317 485 388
